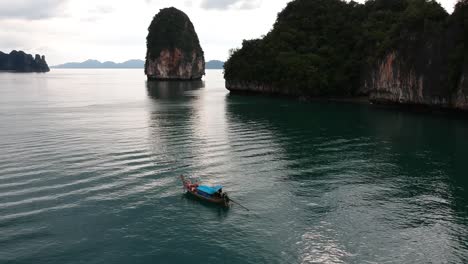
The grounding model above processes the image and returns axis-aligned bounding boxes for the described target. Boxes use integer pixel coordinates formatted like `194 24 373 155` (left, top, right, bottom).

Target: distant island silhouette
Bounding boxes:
206 60 224 69
52 59 144 69
0 50 49 72
53 59 223 69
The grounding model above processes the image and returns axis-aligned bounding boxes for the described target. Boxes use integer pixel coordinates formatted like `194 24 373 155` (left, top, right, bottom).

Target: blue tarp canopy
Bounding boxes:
197 185 223 195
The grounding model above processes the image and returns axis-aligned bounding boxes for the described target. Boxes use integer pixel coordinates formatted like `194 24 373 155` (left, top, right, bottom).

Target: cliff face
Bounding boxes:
453 66 468 110
363 33 451 107
145 7 205 80
365 51 468 110
0 50 50 72
363 2 467 110
145 48 204 80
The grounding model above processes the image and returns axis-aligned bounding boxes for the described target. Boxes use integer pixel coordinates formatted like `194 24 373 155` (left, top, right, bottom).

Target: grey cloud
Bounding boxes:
239 0 262 9
145 0 193 8
82 5 115 22
0 0 67 20
200 0 262 10
0 34 27 51
91 6 115 14
184 0 193 8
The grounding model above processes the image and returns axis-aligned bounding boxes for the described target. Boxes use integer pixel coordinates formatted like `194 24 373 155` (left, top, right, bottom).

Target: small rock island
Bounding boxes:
0 50 50 72
145 7 205 81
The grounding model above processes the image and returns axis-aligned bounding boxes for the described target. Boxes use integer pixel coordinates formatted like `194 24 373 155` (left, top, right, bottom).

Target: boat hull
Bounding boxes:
181 175 229 207
185 189 229 206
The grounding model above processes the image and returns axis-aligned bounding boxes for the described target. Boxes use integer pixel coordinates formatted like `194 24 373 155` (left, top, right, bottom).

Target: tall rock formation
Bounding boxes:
145 7 205 81
224 0 468 111
0 50 50 72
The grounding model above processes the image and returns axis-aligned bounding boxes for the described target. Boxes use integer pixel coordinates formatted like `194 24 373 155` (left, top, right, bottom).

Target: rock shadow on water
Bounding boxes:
146 80 205 100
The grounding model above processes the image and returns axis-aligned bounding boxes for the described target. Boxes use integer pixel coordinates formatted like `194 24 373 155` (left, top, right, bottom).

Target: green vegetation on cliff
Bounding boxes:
146 7 204 60
224 0 461 96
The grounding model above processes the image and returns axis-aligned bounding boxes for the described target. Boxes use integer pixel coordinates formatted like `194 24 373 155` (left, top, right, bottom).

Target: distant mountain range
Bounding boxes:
52 59 144 69
52 59 224 69
206 60 224 69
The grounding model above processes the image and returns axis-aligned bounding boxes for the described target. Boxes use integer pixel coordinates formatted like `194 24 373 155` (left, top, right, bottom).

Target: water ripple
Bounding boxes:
0 70 467 264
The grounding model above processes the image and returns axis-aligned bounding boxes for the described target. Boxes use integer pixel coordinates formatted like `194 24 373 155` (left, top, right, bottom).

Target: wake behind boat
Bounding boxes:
180 175 230 207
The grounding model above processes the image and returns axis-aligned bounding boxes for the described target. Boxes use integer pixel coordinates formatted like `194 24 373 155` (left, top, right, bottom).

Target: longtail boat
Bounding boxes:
180 175 230 207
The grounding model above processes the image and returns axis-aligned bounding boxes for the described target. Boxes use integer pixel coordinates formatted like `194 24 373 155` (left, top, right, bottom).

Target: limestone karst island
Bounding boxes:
0 50 49 72
145 7 205 81
224 0 468 111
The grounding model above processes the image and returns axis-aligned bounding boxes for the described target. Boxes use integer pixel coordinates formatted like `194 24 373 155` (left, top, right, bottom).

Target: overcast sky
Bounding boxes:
0 0 458 65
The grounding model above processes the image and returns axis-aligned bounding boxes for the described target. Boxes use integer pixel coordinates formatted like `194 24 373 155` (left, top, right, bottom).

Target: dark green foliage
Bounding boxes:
146 7 203 61
448 0 468 91
224 0 452 96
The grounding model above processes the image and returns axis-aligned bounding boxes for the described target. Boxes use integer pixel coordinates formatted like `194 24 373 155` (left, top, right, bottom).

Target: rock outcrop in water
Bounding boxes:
145 7 205 80
0 50 50 72
224 0 468 111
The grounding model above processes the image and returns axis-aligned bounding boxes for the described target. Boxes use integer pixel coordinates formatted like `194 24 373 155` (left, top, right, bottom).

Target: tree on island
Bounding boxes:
224 0 464 97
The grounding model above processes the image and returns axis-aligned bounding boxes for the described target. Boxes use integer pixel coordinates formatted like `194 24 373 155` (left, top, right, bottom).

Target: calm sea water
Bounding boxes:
0 69 467 264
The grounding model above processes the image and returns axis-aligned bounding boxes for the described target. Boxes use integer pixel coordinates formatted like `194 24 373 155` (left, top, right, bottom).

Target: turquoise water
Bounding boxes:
0 69 467 263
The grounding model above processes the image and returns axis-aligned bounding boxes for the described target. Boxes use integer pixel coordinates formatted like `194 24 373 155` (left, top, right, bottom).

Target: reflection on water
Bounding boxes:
146 80 205 99
223 93 468 263
0 70 467 264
